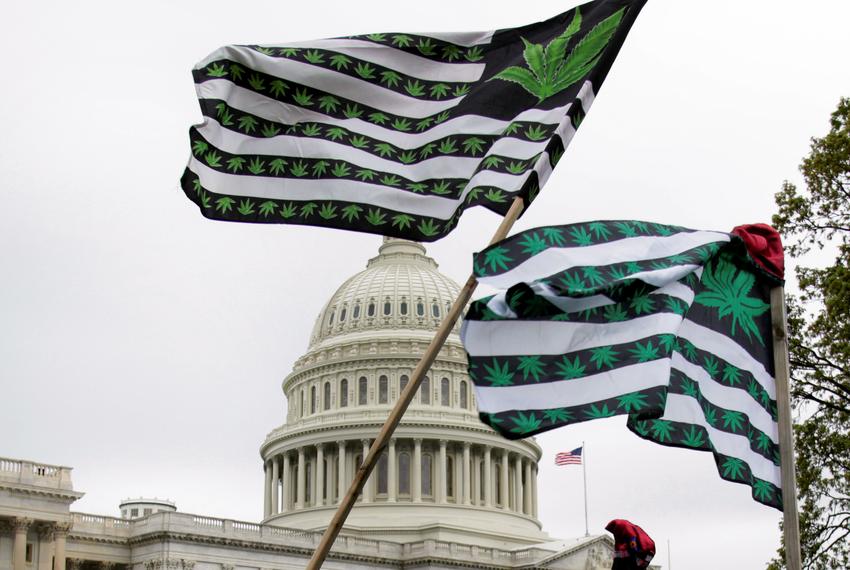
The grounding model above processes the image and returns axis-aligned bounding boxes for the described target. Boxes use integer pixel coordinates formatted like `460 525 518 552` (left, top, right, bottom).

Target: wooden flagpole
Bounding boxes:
770 286 802 570
305 196 526 569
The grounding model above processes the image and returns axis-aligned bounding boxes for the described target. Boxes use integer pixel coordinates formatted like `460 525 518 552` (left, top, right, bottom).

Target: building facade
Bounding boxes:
1 239 648 569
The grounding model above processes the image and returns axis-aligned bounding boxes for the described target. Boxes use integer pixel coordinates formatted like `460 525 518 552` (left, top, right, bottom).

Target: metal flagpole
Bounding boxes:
305 197 526 570
582 440 589 537
667 538 672 570
770 286 802 570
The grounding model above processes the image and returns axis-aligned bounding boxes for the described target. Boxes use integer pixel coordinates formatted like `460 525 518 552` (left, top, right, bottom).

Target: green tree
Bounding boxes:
768 98 850 570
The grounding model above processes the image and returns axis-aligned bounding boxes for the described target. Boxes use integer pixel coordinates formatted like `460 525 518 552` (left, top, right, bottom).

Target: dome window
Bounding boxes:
378 375 388 404
358 376 368 405
446 456 455 499
431 301 440 318
416 299 425 317
419 376 431 405
400 299 408 315
383 298 392 316
367 300 376 317
353 303 361 319
441 378 450 406
459 380 468 409
339 306 347 322
377 452 388 495
398 452 411 495
328 309 335 325
311 385 317 414
340 379 348 407
399 374 409 394
324 381 332 411
421 454 433 497
445 301 452 315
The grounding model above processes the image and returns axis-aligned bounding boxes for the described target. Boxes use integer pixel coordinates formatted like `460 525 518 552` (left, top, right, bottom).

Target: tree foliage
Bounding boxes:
768 98 850 570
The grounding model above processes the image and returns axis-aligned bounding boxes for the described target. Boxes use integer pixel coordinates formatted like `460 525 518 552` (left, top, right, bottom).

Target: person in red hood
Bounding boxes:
605 519 656 569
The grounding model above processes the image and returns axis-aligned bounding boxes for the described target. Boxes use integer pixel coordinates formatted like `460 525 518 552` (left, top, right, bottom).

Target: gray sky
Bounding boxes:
2 1 848 568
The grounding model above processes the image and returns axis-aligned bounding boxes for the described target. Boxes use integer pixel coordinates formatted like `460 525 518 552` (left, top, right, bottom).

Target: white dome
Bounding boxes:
308 238 462 349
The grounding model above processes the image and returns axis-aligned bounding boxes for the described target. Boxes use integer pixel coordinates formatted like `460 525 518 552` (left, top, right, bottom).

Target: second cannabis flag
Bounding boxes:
182 0 646 241
460 221 786 509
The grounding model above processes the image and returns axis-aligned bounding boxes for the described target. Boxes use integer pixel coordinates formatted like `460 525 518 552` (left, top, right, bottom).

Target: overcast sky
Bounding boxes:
2 1 849 569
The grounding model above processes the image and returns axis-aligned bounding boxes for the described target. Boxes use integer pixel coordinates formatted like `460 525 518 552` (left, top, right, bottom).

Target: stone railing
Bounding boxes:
0 456 74 490
67 510 555 564
266 408 483 438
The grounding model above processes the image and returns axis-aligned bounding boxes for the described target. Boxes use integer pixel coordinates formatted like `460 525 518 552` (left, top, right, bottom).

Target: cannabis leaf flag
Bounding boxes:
182 0 646 241
460 221 786 509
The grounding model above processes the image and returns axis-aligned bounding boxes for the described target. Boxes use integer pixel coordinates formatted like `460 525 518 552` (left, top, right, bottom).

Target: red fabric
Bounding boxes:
605 519 656 569
731 223 785 280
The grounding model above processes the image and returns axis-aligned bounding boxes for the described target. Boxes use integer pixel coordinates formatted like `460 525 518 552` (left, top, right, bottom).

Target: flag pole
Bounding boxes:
305 197 526 569
582 441 589 537
770 286 802 570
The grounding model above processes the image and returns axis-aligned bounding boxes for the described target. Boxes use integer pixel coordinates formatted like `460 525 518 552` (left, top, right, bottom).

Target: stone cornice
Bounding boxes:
0 482 85 501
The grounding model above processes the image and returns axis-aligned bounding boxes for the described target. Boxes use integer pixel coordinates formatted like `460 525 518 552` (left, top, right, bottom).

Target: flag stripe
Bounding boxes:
462 312 683 356
477 231 731 289
196 43 488 83
475 358 669 413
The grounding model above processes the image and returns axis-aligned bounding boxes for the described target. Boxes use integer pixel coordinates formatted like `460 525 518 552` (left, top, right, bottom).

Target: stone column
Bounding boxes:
270 456 279 515
282 453 291 512
412 438 422 503
472 451 481 506
484 446 492 507
500 451 509 509
264 459 272 517
361 439 371 502
514 455 523 512
438 440 447 504
12 518 31 570
297 448 306 509
532 464 539 518
337 441 347 504
316 444 325 507
524 458 533 514
388 439 397 502
462 442 471 505
52 523 70 570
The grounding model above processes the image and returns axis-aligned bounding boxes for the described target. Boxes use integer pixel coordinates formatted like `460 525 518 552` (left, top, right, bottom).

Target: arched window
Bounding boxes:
495 464 502 506
459 380 468 409
339 306 347 322
420 376 431 405
301 389 305 416
441 378 450 406
446 456 455 498
328 309 335 325
358 376 368 405
399 374 409 394
379 375 388 404
377 452 388 495
383 298 392 315
340 379 348 407
416 299 425 316
324 381 331 410
353 302 361 319
311 385 317 414
398 452 411 495
367 300 376 317
422 454 433 496
400 299 408 315
432 301 440 318
445 301 451 315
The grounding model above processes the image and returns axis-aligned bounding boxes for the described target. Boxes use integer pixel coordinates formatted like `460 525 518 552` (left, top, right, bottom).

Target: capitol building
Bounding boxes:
1 239 637 570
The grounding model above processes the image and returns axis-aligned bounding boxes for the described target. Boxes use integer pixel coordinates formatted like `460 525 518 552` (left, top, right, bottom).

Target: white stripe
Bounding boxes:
461 312 684 356
197 79 571 144
577 82 595 112
188 159 460 219
660 394 781 486
484 295 517 319
628 265 700 287
671 354 778 442
477 231 732 290
194 113 548 165
650 281 694 305
188 149 538 209
678 320 776 399
195 49 462 118
196 42 486 84
474 359 670 414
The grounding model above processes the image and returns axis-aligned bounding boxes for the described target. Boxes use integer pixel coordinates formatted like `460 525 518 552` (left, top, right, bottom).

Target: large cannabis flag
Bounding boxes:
460 221 786 509
181 0 646 241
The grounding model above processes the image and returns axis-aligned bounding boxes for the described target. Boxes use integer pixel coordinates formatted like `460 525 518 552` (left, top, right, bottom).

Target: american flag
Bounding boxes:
555 447 583 466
